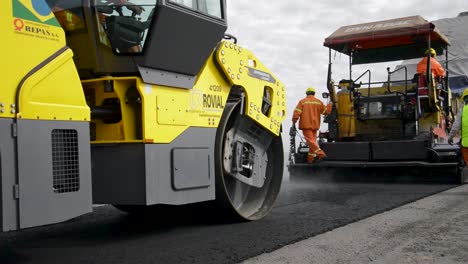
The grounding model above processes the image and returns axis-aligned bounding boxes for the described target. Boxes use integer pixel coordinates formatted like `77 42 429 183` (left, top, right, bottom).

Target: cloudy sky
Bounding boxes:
226 1 468 130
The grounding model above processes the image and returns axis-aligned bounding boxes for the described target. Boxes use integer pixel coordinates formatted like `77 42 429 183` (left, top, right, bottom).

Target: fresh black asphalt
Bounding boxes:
0 168 457 264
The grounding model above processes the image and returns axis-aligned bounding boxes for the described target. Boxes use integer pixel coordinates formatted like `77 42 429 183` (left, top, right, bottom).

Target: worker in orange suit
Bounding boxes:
292 87 332 163
417 48 445 79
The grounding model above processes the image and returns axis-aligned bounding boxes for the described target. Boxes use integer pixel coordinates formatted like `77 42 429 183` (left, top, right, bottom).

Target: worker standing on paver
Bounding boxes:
292 87 332 163
417 48 446 79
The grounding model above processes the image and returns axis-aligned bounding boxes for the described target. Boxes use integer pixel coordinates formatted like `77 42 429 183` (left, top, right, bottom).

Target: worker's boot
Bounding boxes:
316 149 327 161
306 153 317 164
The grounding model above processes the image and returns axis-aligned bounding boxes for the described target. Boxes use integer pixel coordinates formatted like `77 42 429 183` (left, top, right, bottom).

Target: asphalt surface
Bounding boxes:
0 168 458 264
242 183 468 264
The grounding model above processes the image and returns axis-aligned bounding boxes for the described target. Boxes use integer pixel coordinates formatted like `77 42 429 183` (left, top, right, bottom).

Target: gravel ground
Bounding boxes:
241 184 468 264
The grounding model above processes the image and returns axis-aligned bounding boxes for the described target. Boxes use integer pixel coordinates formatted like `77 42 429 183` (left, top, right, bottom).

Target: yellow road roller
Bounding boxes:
0 0 286 231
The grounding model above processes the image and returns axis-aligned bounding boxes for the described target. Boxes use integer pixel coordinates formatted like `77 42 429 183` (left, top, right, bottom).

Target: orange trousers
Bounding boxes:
302 129 326 161
462 147 468 166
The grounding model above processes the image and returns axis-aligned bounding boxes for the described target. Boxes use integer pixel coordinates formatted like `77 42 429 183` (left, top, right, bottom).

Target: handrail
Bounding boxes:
387 66 408 95
353 69 371 117
353 69 371 84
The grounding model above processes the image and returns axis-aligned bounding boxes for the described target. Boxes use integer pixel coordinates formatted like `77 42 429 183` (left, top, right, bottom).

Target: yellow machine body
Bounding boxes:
1 0 89 121
84 41 285 144
349 84 449 140
336 89 356 138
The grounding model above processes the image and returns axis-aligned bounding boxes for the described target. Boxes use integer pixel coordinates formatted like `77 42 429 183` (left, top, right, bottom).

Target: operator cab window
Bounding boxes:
169 0 223 19
46 0 227 77
95 0 157 54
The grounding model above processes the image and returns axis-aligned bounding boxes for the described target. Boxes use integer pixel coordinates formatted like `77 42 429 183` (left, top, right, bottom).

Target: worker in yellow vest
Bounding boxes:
448 88 468 166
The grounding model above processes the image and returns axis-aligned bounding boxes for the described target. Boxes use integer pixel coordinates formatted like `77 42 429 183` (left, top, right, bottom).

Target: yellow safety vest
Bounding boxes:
462 105 468 147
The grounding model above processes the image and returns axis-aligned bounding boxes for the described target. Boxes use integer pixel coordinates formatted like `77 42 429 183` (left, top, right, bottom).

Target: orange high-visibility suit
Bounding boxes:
417 57 445 78
292 95 332 162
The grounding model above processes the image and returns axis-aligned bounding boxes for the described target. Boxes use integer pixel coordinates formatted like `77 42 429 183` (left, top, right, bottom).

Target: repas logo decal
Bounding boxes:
13 0 61 41
13 18 25 31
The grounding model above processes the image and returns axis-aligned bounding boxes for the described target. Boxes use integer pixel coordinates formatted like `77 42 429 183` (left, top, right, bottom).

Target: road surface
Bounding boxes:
0 168 457 264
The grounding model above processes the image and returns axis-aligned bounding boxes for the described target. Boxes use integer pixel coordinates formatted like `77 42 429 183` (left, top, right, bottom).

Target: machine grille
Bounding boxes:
51 129 80 193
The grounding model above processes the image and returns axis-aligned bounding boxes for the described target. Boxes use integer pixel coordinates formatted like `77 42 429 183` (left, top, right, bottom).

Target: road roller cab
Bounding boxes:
49 0 226 79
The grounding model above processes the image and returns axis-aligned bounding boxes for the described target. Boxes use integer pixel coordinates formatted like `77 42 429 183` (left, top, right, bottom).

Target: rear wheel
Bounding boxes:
214 102 283 221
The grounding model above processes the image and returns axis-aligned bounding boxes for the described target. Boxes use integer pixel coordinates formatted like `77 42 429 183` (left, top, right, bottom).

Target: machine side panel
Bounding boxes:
91 144 147 205
145 127 216 205
0 118 18 231
91 127 216 205
321 142 371 161
372 140 428 160
17 120 92 229
171 148 211 190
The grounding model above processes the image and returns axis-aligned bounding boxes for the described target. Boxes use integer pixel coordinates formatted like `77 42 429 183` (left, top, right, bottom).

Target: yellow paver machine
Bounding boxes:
289 15 466 183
